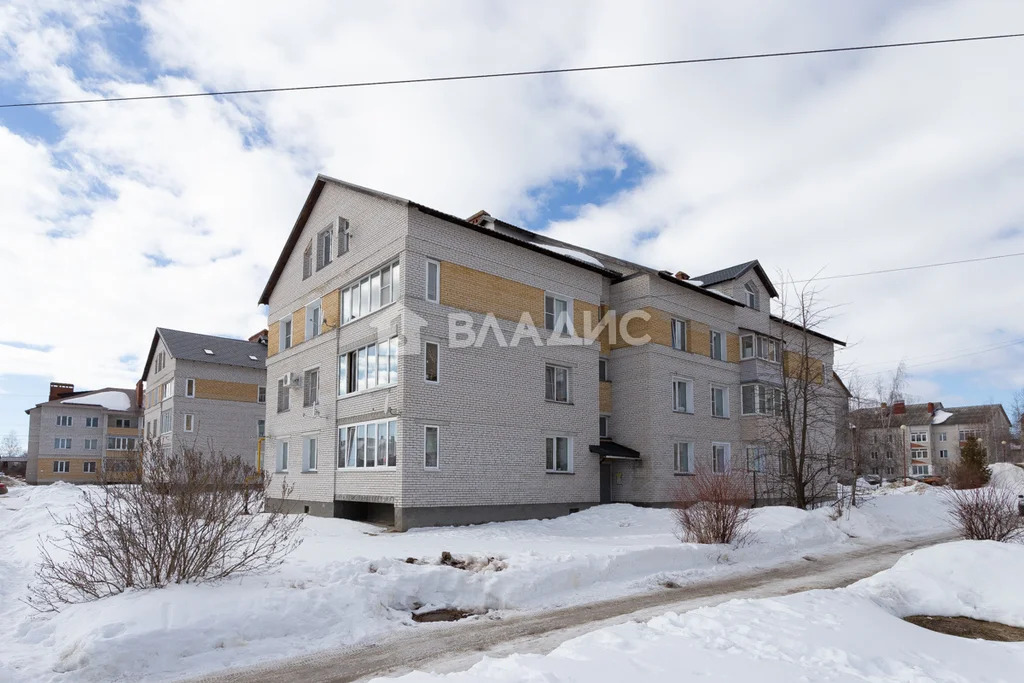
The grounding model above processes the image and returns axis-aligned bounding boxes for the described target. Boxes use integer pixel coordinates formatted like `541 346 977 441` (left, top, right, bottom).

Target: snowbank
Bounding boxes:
60 391 131 411
387 541 1024 682
0 485 951 682
832 483 951 540
989 462 1024 492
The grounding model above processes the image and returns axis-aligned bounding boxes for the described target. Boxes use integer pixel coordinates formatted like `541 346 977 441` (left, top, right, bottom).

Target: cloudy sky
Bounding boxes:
2 0 1023 446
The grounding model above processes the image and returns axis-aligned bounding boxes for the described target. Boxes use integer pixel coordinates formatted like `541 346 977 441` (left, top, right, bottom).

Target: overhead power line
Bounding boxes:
2 32 1022 109
784 251 1024 284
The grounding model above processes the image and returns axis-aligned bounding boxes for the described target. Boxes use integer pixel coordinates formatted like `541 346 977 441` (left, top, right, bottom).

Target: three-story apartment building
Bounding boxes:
851 401 1012 477
141 328 268 464
25 382 141 484
259 175 846 529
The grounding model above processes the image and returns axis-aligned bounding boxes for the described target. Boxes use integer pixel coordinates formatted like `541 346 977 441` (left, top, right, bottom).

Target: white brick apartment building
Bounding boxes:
259 175 847 529
141 328 268 465
25 383 141 484
851 400 1012 478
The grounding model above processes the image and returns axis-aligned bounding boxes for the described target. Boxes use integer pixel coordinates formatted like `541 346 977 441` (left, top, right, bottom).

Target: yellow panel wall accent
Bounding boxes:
439 261 545 325
783 350 825 384
267 320 280 356
689 321 711 357
291 309 305 346
727 333 741 363
599 380 613 413
194 378 260 402
322 289 340 330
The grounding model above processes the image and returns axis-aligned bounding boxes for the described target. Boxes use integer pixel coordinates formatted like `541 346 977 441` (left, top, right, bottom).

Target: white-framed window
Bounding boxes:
544 293 573 335
599 415 610 438
673 378 694 413
186 378 195 397
598 357 609 382
184 414 194 432
281 317 293 350
257 385 266 403
911 464 929 476
744 281 759 309
56 415 72 427
302 240 313 280
910 431 928 443
426 259 440 303
741 384 782 416
673 442 695 474
305 299 322 339
780 450 792 475
155 351 165 373
162 379 174 401
338 418 397 468
52 460 70 473
277 440 289 472
959 428 983 441
339 336 399 395
316 225 333 270
740 333 780 362
54 438 71 449
671 318 687 351
709 330 726 360
746 445 767 473
545 435 572 473
85 416 99 428
303 368 320 407
939 449 949 458
114 418 132 428
107 436 136 451
711 385 730 418
83 461 97 473
342 259 400 323
712 442 731 473
84 438 98 450
160 409 171 434
257 419 265 437
277 377 290 413
938 432 948 442
424 341 439 383
740 334 755 359
337 217 350 256
303 435 317 471
545 363 571 403
424 425 439 469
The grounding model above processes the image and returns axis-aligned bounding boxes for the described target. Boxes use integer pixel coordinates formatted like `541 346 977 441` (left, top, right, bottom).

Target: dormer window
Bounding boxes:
744 281 759 309
203 349 214 355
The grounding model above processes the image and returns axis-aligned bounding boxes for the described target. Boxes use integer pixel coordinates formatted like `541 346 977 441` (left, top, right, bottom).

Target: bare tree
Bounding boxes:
29 442 302 611
946 486 1024 543
755 279 847 509
1010 389 1024 441
1 430 22 459
674 470 752 545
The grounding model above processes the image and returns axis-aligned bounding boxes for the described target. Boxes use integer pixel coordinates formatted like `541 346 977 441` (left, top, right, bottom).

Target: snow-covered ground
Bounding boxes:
387 540 1024 682
1 481 952 682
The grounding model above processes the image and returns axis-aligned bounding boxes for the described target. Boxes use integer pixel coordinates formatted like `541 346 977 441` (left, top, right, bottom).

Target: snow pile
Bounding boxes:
989 462 1024 492
61 391 131 411
0 486 952 681
529 242 605 268
832 482 951 540
931 409 954 424
387 541 1024 682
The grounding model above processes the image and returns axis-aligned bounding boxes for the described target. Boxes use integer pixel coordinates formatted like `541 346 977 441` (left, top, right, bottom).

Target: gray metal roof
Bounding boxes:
152 328 266 373
693 259 779 298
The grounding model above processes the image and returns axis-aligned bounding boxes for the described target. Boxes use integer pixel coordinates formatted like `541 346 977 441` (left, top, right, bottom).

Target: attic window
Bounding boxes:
249 355 258 361
744 281 759 309
204 349 214 355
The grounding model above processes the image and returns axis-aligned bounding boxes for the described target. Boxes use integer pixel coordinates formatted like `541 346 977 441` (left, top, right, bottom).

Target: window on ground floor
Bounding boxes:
83 461 96 473
712 442 731 473
673 442 694 474
338 418 398 469
545 435 572 473
424 425 439 469
52 460 70 473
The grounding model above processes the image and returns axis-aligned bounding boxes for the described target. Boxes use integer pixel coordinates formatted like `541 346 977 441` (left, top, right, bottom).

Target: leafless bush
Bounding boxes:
29 443 302 611
945 486 1024 543
674 471 752 545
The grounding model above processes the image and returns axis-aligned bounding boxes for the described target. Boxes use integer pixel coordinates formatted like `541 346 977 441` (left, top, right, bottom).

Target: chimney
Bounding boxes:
466 210 494 227
675 271 690 280
893 400 906 415
249 329 269 345
49 382 74 401
135 380 144 409
927 402 935 415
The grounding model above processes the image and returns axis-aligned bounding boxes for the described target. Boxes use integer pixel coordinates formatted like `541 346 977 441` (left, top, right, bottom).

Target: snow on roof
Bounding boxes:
61 391 131 411
530 242 605 268
932 409 954 425
686 279 704 286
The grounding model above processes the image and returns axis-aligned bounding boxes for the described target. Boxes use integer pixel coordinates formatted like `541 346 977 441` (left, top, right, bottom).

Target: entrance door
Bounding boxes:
600 462 612 504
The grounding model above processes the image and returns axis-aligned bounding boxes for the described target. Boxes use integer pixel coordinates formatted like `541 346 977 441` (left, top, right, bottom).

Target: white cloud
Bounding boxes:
0 0 1022 407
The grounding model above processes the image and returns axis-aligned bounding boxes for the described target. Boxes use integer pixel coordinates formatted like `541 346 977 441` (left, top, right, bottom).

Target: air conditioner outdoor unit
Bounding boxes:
281 373 291 387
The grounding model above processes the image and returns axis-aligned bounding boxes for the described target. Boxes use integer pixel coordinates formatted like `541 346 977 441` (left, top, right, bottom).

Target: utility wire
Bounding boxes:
783 251 1024 284
2 32 1022 109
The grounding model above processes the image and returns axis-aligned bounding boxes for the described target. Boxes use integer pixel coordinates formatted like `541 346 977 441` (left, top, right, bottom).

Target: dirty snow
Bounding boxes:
60 391 131 411
1 483 951 682
389 541 1024 682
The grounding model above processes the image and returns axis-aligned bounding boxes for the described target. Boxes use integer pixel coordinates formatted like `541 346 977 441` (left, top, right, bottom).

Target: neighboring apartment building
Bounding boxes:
850 400 1012 478
258 175 847 529
140 328 268 464
25 382 141 484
